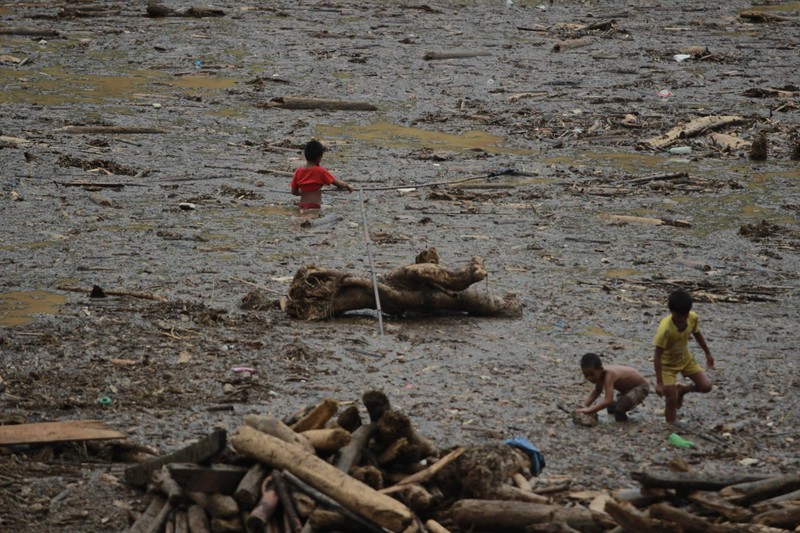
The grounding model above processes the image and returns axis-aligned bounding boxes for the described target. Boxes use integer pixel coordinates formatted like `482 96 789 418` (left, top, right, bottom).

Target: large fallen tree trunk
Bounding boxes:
286 249 522 320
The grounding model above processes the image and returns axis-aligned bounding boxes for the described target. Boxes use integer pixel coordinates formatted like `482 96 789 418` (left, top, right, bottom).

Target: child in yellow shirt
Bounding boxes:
653 289 715 423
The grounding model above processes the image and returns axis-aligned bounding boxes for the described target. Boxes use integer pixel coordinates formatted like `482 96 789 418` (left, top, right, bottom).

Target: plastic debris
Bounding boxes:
505 436 546 476
668 146 692 155
674 54 692 62
98 396 113 406
668 432 694 448
658 89 672 98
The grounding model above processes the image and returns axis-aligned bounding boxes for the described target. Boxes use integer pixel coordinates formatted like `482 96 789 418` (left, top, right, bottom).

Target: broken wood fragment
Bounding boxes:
302 428 352 452
687 491 754 522
423 51 492 60
291 398 339 432
631 470 770 492
146 3 225 17
246 475 279 532
267 97 377 111
186 505 211 533
649 502 738 532
739 10 798 23
710 132 751 152
153 466 183 504
273 472 303 533
129 495 172 533
721 473 800 505
452 499 594 532
643 115 746 149
553 38 592 52
0 26 58 36
749 132 768 161
125 429 226 487
244 414 316 454
233 463 268 511
0 419 124 446
167 464 249 495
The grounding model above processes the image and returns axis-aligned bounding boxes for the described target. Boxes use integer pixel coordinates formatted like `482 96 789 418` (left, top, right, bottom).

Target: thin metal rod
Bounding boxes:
358 189 384 336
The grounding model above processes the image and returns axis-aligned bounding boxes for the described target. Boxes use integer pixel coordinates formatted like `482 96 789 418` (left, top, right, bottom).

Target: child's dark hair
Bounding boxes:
580 352 603 369
668 289 693 315
303 139 325 162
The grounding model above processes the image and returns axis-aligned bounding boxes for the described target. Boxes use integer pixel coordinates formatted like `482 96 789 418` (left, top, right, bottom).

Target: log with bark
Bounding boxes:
145 3 225 17
266 96 378 111
285 249 522 320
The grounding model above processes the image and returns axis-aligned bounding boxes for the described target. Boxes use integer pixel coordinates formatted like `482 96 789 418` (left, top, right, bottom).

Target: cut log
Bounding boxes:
631 470 771 492
267 97 377 111
291 398 339 432
245 475 279 533
154 466 183 504
710 132 751 152
721 473 800 505
230 425 415 533
186 505 211 533
286 254 522 320
334 424 375 473
0 27 59 36
129 495 172 533
649 502 738 532
244 414 315 453
451 499 596 532
168 464 248 495
302 428 351 452
0 420 124 445
124 429 226 487
643 115 746 149
233 463 268 511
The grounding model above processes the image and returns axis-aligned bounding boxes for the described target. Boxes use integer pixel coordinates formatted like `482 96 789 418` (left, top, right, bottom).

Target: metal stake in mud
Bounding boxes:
357 189 385 336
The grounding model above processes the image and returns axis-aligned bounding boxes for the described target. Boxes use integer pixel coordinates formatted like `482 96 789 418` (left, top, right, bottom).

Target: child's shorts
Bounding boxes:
661 353 703 385
299 202 321 210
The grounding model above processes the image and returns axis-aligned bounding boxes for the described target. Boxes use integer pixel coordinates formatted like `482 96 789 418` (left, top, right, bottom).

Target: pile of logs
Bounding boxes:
124 391 800 532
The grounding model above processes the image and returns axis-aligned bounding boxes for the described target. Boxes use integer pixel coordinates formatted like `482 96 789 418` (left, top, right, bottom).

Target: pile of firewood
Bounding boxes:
124 390 800 532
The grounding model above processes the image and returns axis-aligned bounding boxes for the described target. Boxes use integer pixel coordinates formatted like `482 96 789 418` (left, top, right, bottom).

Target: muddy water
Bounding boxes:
0 290 66 327
1 0 799 531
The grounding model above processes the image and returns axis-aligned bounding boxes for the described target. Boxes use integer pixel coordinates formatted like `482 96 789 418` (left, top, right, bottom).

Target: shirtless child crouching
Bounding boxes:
576 352 649 422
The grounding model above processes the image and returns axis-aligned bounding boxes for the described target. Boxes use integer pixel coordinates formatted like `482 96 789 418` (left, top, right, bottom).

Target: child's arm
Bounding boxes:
576 382 602 412
291 185 301 196
332 178 354 192
693 330 714 369
577 376 615 414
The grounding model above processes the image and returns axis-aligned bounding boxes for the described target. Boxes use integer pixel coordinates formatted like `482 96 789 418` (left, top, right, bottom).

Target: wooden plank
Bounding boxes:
0 420 124 445
168 463 249 495
125 429 227 487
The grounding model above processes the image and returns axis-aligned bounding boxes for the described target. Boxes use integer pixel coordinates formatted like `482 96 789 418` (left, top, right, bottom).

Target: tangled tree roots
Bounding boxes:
286 249 523 320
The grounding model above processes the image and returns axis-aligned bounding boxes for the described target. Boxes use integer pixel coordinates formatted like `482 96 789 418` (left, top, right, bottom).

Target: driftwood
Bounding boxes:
186 505 210 533
286 249 522 320
267 97 377 111
643 115 746 149
721 473 800 505
129 495 172 533
710 132 751 152
167 464 248 495
553 38 592 52
649 502 739 532
302 428 352 452
631 470 771 492
422 51 492 60
231 425 416 533
246 475 279 532
291 398 339 432
244 414 316 454
750 132 768 161
687 491 754 522
451 499 598 532
739 10 798 23
234 463 268 511
57 284 167 302
600 214 691 228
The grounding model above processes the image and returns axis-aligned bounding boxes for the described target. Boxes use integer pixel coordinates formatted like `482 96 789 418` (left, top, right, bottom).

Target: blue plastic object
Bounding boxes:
505 436 546 476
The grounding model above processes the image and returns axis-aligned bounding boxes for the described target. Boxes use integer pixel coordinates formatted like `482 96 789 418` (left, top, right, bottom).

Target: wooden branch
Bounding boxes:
55 126 168 134
754 505 800 529
273 472 303 533
604 500 659 531
153 466 183 504
643 115 745 149
631 470 770 492
334 423 374 474
740 10 798 22
231 425 416 532
709 132 751 152
186 505 211 533
625 172 689 186
423 51 493 60
687 491 753 522
267 97 377 111
425 519 452 533
393 447 467 487
451 499 582 531
649 502 738 532
57 284 167 302
245 475 279 533
721 473 800 505
129 495 173 533
0 420 124 445
600 214 691 228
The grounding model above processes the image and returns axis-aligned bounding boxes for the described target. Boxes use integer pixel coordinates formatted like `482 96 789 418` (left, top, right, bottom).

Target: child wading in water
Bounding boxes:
291 140 353 210
654 289 714 423
576 353 649 422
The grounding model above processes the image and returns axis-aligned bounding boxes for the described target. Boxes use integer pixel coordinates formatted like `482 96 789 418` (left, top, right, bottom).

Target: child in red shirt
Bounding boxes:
291 140 353 210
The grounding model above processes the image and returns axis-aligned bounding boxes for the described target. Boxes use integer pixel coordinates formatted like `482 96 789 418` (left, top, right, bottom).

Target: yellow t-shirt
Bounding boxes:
653 311 698 366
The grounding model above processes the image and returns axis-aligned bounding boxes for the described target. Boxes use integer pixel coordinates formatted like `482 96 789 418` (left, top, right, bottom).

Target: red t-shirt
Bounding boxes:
291 166 335 192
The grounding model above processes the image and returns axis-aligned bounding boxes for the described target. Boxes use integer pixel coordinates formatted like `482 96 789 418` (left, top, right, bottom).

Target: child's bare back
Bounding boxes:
603 364 648 394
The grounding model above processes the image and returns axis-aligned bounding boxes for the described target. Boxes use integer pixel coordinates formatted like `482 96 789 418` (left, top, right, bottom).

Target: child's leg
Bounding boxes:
663 385 679 423
614 384 648 422
677 371 712 407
